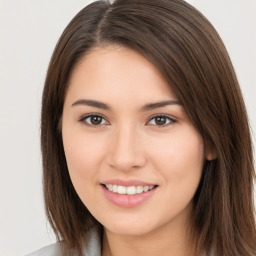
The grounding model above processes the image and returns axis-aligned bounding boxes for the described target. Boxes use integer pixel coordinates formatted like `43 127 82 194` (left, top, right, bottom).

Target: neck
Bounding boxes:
101 219 197 256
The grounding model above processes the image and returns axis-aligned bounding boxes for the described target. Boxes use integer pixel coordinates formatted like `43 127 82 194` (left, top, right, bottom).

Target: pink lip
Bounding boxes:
101 179 156 186
100 180 158 208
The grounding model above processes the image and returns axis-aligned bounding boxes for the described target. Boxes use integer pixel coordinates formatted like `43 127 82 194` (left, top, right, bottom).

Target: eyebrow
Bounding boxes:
141 100 182 111
71 99 110 110
71 99 182 111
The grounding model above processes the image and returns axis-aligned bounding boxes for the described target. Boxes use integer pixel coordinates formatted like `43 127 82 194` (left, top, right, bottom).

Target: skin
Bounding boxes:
62 46 213 256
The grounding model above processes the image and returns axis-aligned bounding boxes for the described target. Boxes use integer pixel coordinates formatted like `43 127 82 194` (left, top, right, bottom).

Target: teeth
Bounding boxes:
113 185 118 193
136 186 144 194
127 186 136 195
118 186 126 194
143 186 149 192
105 184 155 195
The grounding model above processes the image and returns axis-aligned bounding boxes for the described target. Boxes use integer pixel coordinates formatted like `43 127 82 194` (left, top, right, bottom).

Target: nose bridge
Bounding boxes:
108 123 145 170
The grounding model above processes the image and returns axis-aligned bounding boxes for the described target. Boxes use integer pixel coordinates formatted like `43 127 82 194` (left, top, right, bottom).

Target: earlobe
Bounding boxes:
58 116 63 133
205 143 217 161
206 152 217 161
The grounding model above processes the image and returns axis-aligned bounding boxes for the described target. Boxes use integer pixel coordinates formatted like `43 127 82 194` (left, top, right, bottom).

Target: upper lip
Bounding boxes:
101 179 157 187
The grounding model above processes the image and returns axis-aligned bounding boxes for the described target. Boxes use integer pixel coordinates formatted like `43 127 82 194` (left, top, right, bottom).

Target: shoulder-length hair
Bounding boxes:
41 0 256 255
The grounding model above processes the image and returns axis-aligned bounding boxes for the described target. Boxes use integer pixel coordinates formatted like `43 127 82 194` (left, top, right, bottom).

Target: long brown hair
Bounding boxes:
41 0 256 255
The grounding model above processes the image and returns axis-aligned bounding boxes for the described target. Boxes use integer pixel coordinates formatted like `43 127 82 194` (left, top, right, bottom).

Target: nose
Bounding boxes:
107 125 147 171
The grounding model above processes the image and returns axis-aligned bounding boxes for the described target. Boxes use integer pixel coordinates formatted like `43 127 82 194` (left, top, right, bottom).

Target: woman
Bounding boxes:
28 0 256 255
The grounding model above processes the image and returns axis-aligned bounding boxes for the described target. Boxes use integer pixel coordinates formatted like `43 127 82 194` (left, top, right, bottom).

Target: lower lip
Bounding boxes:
101 185 157 208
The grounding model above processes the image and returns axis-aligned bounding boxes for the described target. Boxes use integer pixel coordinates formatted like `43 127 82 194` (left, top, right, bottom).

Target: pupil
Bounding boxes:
156 116 166 125
91 116 102 125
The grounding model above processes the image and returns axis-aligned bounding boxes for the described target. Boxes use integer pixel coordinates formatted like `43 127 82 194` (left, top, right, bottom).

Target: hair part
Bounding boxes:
41 0 256 255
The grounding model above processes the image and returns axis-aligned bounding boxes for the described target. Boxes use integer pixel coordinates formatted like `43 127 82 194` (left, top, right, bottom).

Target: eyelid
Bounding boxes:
78 113 176 127
146 114 176 127
79 113 110 126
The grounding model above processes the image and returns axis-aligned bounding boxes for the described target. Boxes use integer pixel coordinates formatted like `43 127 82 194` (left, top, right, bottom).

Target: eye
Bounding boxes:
147 115 175 127
80 114 109 126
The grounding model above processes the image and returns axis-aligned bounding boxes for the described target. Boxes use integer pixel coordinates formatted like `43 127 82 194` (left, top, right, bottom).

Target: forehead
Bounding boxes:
66 46 177 104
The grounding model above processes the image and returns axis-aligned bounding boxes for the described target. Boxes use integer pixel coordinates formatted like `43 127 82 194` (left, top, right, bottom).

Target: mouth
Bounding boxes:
101 184 158 195
100 180 158 207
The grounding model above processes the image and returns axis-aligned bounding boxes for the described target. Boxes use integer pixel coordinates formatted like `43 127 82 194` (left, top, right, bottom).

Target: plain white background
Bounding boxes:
0 1 255 256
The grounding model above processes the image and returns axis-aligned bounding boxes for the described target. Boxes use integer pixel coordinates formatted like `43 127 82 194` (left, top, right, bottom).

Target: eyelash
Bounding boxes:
79 114 176 127
146 114 176 127
79 113 110 127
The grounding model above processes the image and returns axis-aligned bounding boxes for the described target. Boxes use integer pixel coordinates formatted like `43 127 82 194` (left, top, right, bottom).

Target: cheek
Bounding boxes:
147 129 205 221
62 130 106 190
149 128 205 185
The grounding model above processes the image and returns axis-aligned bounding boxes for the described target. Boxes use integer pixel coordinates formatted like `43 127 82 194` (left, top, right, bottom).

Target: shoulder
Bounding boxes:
26 229 101 256
26 242 61 256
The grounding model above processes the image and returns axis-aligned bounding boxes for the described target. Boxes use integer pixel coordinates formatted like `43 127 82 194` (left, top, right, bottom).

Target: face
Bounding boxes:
62 46 210 237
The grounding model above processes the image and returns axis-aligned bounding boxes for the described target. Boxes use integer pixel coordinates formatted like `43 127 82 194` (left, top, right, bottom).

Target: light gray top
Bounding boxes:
26 230 101 256
26 230 214 256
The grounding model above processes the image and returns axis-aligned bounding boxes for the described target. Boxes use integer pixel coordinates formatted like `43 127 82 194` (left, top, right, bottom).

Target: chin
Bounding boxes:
102 218 157 237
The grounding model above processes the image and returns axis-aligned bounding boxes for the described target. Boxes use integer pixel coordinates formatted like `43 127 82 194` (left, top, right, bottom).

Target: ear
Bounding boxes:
205 142 217 161
58 116 63 132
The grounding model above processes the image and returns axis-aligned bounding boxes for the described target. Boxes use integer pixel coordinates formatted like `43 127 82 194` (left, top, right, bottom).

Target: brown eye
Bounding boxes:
147 115 175 127
81 115 108 126
155 116 168 125
90 116 103 125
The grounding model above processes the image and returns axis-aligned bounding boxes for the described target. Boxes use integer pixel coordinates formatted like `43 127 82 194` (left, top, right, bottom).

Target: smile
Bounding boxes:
101 183 158 208
104 184 156 195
